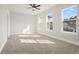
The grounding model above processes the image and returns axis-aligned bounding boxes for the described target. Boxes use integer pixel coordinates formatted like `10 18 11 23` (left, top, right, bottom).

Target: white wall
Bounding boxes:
37 4 79 46
0 5 9 53
0 5 37 52
10 12 37 35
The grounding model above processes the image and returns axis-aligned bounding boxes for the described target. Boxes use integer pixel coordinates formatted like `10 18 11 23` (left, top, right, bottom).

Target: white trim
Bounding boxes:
38 32 79 46
0 40 7 53
61 31 78 35
63 5 77 11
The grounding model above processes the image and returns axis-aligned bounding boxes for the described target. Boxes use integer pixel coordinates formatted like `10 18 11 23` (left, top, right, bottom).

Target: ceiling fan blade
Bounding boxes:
33 4 36 7
35 7 40 10
29 4 32 6
36 5 40 7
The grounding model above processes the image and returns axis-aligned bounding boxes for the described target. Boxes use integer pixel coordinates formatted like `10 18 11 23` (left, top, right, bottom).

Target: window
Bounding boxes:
62 6 77 32
46 14 53 31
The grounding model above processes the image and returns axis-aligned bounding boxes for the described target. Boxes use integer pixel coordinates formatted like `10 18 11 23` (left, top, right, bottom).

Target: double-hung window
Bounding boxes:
62 6 77 32
46 14 53 31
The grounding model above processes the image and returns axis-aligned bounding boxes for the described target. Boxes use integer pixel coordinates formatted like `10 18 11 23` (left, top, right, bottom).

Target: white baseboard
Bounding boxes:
0 40 7 53
38 32 79 46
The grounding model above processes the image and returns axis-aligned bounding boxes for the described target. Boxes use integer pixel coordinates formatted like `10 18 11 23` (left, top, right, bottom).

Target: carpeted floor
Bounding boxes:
1 34 79 54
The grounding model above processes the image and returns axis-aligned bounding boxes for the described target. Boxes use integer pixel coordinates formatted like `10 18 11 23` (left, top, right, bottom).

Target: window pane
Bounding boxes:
46 14 53 30
63 6 77 32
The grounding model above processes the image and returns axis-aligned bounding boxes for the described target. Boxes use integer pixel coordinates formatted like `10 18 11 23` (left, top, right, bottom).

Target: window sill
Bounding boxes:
61 31 77 35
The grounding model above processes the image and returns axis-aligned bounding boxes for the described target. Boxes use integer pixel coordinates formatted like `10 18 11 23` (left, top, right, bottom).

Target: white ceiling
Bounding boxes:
8 4 55 15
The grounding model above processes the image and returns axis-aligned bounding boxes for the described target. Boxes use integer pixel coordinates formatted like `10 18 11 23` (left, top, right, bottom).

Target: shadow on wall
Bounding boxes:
22 25 32 34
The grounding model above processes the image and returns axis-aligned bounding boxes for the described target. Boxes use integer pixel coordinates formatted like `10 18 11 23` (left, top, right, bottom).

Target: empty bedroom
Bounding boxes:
0 4 79 54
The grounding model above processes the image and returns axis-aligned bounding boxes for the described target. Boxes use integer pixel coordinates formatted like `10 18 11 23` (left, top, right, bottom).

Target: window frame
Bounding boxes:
46 13 53 32
61 5 77 34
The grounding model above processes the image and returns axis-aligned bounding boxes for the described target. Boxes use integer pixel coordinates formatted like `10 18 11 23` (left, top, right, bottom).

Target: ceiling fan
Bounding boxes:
28 4 40 11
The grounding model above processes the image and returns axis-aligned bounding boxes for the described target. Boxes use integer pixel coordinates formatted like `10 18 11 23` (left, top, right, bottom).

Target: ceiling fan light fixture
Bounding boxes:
28 4 41 11
32 8 35 11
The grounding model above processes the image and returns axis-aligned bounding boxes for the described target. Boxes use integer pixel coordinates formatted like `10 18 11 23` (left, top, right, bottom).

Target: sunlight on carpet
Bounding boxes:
20 39 56 44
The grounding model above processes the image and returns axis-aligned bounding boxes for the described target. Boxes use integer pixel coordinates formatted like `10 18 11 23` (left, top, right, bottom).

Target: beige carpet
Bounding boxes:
1 34 79 54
